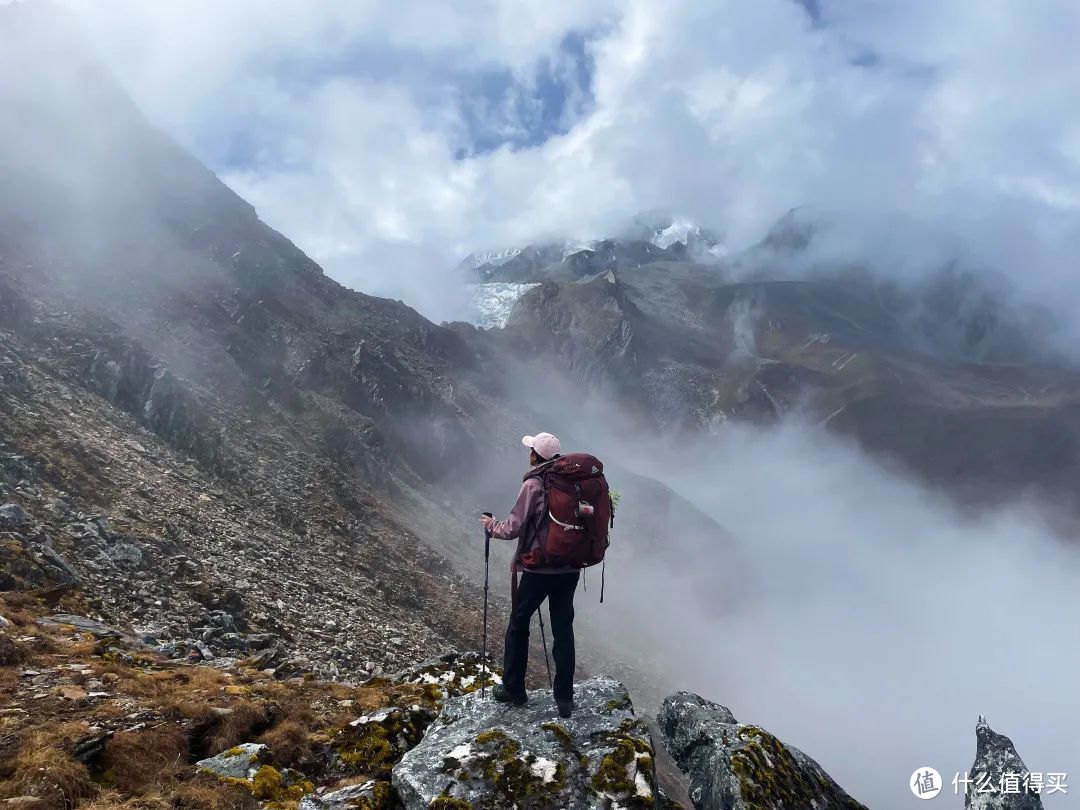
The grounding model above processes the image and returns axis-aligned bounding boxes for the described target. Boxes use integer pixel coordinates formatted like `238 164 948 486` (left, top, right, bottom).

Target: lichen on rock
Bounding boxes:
196 742 314 803
658 691 866 810
392 675 660 809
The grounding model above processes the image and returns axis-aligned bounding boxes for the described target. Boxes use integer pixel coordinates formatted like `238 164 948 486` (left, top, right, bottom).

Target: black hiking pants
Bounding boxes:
502 570 579 701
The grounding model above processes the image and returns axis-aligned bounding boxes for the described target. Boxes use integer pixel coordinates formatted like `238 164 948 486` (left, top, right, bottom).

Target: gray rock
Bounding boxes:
37 615 123 639
298 780 391 809
0 455 32 487
392 675 659 809
248 642 287 669
658 691 866 810
0 503 28 527
196 742 271 780
103 541 143 567
38 542 81 583
196 742 311 799
965 716 1044 809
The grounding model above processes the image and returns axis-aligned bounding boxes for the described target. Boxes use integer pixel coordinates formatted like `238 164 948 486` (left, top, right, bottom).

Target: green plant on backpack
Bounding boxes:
609 489 621 510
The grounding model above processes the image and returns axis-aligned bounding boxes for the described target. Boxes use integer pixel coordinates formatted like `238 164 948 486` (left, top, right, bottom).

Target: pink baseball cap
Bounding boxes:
522 432 561 460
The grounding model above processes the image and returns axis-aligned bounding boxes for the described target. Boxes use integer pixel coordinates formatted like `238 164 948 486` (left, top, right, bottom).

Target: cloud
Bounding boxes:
571 417 1080 809
42 0 1080 321
482 363 1080 808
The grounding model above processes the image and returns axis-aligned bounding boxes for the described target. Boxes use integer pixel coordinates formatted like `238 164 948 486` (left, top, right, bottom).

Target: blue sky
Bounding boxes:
194 26 598 173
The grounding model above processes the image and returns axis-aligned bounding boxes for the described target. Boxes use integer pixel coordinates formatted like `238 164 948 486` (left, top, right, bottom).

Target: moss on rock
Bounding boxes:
331 706 435 779
540 722 576 749
429 795 473 810
730 725 862 810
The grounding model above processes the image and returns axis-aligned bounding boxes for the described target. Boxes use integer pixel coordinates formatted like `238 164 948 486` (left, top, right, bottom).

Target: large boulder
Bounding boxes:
392 676 659 809
0 534 52 591
964 716 1044 809
658 692 866 810
0 502 28 527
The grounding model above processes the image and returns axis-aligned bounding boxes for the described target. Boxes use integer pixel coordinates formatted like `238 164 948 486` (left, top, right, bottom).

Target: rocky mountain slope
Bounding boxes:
466 233 1080 517
1 0 734 691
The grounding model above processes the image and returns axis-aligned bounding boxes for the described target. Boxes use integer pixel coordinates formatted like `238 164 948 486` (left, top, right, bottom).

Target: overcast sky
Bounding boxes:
26 0 1080 319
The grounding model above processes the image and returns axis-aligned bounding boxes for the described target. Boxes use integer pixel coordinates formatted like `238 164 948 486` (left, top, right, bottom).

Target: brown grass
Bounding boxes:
99 726 188 794
167 779 258 809
96 663 228 702
255 720 312 770
0 724 98 809
78 790 169 809
0 634 26 667
200 699 270 758
0 592 40 621
0 597 413 810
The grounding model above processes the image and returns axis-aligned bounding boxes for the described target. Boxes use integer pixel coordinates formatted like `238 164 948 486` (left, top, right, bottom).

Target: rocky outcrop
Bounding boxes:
196 742 315 804
965 716 1044 810
658 691 866 810
83 339 221 466
393 676 660 809
299 780 393 809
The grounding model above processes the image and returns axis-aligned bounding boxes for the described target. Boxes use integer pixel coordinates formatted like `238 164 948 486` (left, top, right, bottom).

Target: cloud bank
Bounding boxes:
27 0 1079 320
579 419 1080 808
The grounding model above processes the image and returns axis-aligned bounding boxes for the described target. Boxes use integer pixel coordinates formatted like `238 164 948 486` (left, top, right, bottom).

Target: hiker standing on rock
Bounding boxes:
481 431 612 718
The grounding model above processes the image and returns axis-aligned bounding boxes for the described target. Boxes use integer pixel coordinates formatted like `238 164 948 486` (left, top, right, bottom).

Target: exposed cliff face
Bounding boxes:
0 2 495 494
657 691 867 810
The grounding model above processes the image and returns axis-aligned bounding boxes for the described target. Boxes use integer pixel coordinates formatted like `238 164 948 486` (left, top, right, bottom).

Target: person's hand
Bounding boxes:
480 514 495 531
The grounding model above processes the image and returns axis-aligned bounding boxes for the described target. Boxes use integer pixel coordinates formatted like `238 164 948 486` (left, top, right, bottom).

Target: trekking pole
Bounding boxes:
537 605 553 689
481 512 493 698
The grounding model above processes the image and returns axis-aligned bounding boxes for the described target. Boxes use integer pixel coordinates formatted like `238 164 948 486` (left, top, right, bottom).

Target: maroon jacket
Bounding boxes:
487 461 577 574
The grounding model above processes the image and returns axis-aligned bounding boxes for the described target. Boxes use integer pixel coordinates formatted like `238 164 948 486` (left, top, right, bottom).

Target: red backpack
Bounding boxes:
519 453 612 572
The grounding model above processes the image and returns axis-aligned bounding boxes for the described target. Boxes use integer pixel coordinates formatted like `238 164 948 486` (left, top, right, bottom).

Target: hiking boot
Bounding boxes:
492 685 527 706
555 697 574 718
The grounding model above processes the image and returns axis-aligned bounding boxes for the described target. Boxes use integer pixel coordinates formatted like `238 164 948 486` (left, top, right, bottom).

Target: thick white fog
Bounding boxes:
577 419 1079 807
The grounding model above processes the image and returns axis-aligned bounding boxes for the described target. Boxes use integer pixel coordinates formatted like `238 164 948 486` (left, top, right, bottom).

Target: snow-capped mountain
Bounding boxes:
460 214 726 285
459 214 726 327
